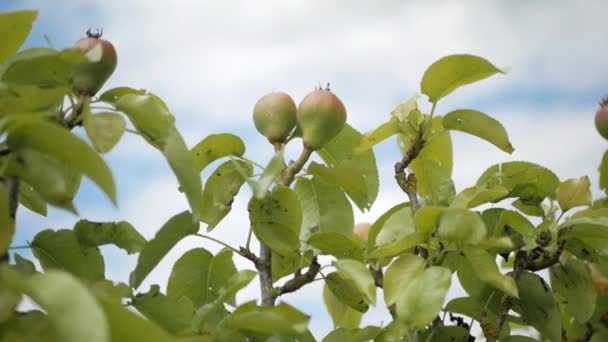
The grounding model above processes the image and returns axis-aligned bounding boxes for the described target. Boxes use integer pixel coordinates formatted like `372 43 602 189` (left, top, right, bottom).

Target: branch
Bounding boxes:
277 257 321 296
394 129 424 214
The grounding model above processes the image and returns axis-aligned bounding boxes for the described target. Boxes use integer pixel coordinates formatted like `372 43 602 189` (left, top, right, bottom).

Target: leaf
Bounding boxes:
418 326 471 342
353 117 400 155
201 160 252 230
131 285 194 335
557 176 592 211
99 86 146 105
130 211 199 289
477 161 559 204
271 250 312 283
206 249 238 305
550 257 597 323
410 158 455 206
2 268 110 342
295 177 354 240
383 254 425 306
83 109 127 153
367 232 426 259
408 115 453 175
600 150 608 196
451 185 509 209
463 246 518 297
116 94 203 220
317 124 379 211
334 259 376 305
228 301 310 334
191 133 246 173
248 149 285 198
443 109 514 153
32 229 105 281
0 83 67 116
323 283 363 328
413 206 444 235
307 232 363 261
325 273 369 312
396 266 452 330
18 180 47 216
308 160 368 204
421 54 504 103
515 271 561 342
0 10 37 64
166 248 213 308
437 208 487 247
323 326 382 342
367 203 415 253
559 216 608 240
73 219 146 254
0 182 14 255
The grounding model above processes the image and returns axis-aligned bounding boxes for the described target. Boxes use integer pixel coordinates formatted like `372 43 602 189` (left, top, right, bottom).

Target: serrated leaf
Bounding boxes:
437 208 486 247
550 257 597 322
463 246 518 297
0 182 14 255
18 180 47 216
73 219 146 254
0 10 37 64
325 273 369 312
32 229 104 281
2 268 109 342
353 118 400 154
130 211 199 289
308 160 368 204
317 124 378 211
323 283 363 328
7 120 115 204
83 109 126 153
131 285 194 335
557 176 592 211
201 160 252 230
443 109 514 153
228 301 310 334
515 271 561 342
116 94 202 220
421 54 504 103
248 149 285 198
295 177 354 240
383 254 425 306
191 133 246 173
396 266 452 329
334 259 376 305
307 232 363 261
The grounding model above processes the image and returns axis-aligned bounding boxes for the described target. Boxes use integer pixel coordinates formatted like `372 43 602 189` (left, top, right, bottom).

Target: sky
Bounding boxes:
3 0 608 339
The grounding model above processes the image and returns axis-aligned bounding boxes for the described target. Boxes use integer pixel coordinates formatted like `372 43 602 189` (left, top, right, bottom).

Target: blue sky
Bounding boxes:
4 0 608 338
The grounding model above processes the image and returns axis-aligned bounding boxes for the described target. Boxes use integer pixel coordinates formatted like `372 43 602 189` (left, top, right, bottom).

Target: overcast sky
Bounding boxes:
5 0 608 338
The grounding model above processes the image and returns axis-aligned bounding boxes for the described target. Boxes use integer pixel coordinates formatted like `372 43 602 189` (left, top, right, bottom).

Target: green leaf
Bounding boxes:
477 161 560 204
396 266 452 330
323 283 363 328
116 94 203 219
409 115 453 175
228 301 310 334
0 11 37 64
325 273 369 312
307 232 363 261
418 326 471 342
18 180 47 216
557 176 592 211
2 268 110 342
421 54 504 103
271 250 312 283
413 206 444 235
13 254 36 274
73 219 146 254
0 310 59 341
334 259 376 305
201 160 252 230
99 86 146 105
322 326 382 342
367 203 415 253
130 211 199 289
559 216 608 240
463 246 518 297
131 285 194 335
248 149 285 199
317 124 378 211
493 210 535 241
550 257 597 323
383 254 425 306
308 160 368 205
5 148 81 212
0 84 67 116
166 248 213 308
191 133 246 173
0 182 14 255
451 185 509 209
32 229 105 281
83 109 127 153
600 150 608 196
437 208 487 247
7 120 116 204
353 117 400 155
367 232 426 259
515 271 561 342
207 249 238 305
443 109 514 153
410 158 455 206
295 177 354 240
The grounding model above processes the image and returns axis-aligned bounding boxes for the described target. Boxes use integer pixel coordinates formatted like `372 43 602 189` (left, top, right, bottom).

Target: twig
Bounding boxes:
394 129 424 214
276 257 321 296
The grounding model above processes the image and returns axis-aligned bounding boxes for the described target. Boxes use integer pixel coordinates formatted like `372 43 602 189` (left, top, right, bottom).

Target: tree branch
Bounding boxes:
277 257 320 296
394 129 424 214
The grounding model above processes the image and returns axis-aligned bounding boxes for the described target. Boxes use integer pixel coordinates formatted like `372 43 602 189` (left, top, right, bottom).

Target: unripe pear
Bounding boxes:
354 222 372 243
297 87 346 150
595 97 608 141
70 29 117 96
253 92 297 144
